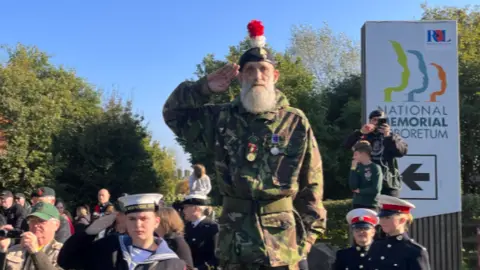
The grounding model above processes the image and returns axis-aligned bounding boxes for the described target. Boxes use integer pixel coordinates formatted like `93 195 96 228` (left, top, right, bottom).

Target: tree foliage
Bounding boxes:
0 44 177 204
287 23 361 89
0 44 101 191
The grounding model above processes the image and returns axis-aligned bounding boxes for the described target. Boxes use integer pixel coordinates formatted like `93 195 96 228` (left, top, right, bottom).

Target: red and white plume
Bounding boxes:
247 20 266 48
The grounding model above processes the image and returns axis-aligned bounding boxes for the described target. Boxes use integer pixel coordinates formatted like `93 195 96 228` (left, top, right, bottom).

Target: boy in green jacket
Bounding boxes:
349 140 383 210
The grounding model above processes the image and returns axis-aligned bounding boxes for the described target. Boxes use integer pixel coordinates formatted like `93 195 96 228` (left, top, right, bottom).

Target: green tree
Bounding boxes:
421 4 480 193
53 95 177 206
319 75 362 199
287 23 361 89
0 44 177 205
0 44 101 192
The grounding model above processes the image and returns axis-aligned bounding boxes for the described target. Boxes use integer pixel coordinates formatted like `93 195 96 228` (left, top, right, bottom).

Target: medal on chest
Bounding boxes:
270 134 280 155
246 140 258 162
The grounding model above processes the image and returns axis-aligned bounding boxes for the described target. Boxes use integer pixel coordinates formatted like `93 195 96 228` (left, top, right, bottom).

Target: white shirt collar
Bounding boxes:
192 216 206 227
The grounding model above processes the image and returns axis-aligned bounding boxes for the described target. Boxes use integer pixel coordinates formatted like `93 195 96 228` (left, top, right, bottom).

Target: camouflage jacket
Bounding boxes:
0 240 63 270
163 77 326 267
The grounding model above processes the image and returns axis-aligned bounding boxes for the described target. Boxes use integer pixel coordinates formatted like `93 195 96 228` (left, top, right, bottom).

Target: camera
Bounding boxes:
377 117 388 128
0 229 23 238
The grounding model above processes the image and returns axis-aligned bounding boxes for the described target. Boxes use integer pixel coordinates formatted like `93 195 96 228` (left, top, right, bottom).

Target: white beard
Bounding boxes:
240 83 277 114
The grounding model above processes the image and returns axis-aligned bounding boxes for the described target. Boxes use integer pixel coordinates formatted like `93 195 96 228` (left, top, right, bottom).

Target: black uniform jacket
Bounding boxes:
367 233 431 270
184 218 218 270
58 231 186 270
334 244 371 270
1 204 26 229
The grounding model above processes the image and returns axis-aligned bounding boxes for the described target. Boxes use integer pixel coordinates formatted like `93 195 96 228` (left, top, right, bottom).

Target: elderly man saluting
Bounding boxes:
163 20 325 270
0 202 63 269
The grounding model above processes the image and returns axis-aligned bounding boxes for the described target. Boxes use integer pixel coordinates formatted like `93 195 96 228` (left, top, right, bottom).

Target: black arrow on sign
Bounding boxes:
401 163 430 191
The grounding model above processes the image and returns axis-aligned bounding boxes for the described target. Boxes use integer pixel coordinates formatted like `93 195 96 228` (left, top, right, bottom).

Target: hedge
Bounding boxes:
211 194 480 251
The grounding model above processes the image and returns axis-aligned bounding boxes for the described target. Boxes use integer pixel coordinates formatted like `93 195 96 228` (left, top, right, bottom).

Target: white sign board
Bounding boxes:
362 21 461 218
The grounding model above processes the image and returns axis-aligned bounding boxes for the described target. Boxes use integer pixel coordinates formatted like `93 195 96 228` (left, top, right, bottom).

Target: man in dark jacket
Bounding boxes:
0 190 26 230
92 188 114 221
14 193 31 215
344 110 408 197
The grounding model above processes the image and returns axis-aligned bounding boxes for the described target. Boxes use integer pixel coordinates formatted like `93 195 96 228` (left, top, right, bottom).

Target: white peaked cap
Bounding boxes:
346 208 379 226
377 195 415 217
377 195 416 209
118 193 163 214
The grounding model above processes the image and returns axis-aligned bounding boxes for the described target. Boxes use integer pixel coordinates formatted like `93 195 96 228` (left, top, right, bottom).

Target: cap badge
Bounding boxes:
260 48 268 58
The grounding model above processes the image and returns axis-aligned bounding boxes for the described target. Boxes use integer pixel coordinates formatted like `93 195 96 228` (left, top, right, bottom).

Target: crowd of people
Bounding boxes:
0 167 218 270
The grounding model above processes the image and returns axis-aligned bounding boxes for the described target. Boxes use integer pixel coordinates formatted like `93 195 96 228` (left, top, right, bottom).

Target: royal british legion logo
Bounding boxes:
426 29 452 43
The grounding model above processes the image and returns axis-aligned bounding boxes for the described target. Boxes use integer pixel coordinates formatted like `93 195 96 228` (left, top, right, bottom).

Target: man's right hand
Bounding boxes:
361 124 375 134
206 64 240 93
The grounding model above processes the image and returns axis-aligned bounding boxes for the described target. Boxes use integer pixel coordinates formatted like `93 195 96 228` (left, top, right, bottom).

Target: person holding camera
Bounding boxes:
344 110 408 197
0 202 63 269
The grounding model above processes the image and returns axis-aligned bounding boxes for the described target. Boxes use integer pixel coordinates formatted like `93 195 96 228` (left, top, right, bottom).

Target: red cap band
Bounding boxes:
382 204 411 213
351 216 377 225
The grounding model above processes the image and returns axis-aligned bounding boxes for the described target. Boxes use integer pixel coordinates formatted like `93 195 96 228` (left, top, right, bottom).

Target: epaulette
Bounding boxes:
407 238 428 251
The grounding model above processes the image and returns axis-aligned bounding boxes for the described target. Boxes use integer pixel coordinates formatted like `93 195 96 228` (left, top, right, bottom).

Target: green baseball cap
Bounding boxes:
28 202 60 221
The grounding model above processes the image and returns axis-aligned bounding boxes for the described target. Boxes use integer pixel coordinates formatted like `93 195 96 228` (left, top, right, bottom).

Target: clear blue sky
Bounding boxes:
1 0 475 170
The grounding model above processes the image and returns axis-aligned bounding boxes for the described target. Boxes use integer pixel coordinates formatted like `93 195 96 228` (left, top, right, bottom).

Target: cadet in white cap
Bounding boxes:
367 195 431 270
334 208 378 270
58 193 186 270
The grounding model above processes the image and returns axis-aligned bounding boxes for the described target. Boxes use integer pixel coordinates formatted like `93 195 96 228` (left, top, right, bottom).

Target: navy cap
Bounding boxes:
182 194 209 206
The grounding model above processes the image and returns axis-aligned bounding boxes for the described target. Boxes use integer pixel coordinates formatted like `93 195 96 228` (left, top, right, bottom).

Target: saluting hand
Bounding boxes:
207 64 240 93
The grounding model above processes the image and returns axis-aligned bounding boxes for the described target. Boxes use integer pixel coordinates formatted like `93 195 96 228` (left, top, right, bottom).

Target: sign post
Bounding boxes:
362 21 461 270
